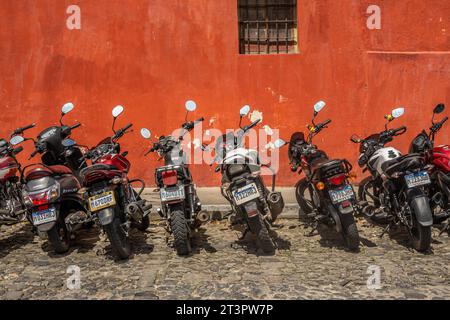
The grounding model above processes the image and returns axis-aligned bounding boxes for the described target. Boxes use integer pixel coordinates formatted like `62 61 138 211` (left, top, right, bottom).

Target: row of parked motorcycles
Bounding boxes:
0 100 447 259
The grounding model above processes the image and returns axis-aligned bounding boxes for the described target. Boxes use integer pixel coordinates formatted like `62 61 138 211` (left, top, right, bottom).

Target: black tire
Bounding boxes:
339 213 360 251
104 216 131 259
170 209 191 256
295 178 314 216
47 222 70 254
248 213 275 254
410 215 432 253
358 177 387 223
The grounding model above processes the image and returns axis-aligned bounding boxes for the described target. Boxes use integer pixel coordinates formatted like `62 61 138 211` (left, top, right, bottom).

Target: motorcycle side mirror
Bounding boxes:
112 105 124 118
185 100 197 112
62 138 76 148
140 128 152 140
274 139 286 148
312 101 326 124
391 107 405 119
433 103 445 115
240 105 250 117
350 134 362 143
61 102 74 115
9 135 24 146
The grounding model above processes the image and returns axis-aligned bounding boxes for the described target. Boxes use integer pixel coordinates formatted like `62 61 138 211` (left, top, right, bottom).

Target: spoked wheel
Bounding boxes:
295 178 315 216
47 221 70 254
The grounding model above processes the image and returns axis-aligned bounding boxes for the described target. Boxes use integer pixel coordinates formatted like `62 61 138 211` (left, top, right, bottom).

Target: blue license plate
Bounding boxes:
329 185 355 204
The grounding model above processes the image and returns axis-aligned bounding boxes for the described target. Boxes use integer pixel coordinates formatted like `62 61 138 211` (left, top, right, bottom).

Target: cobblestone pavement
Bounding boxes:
0 215 449 300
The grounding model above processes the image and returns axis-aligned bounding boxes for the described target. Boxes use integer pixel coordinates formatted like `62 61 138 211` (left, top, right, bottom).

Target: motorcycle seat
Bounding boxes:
25 165 72 181
381 153 424 176
80 163 118 178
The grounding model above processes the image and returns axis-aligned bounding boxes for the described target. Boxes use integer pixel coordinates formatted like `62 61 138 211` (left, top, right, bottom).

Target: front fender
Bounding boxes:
407 189 433 227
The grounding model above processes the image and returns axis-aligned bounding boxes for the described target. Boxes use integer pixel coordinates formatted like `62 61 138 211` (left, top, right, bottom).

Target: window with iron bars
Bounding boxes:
238 0 298 55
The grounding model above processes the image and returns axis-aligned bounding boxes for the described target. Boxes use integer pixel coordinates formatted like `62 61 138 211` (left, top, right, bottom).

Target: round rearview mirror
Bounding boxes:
185 100 197 112
61 102 74 115
112 105 124 118
274 139 286 148
434 103 445 114
391 107 405 119
140 128 152 139
62 138 76 148
314 101 326 113
240 105 250 117
9 135 24 146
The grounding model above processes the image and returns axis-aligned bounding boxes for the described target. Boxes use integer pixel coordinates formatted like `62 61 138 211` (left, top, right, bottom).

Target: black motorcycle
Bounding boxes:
409 103 449 226
21 103 90 253
141 101 206 255
278 101 360 251
205 105 284 254
353 107 433 252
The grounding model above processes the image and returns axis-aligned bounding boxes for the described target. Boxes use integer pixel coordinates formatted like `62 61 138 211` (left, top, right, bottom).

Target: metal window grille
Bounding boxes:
238 0 298 55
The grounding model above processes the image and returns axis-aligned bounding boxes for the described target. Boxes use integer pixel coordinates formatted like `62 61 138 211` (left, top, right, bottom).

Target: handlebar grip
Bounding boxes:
30 149 38 158
247 119 261 131
194 117 205 125
123 123 133 131
71 123 81 130
441 116 449 125
322 119 332 126
22 123 36 131
393 126 407 135
13 146 23 155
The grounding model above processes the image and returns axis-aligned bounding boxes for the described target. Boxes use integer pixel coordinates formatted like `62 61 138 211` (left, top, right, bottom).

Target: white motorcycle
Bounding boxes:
206 105 284 253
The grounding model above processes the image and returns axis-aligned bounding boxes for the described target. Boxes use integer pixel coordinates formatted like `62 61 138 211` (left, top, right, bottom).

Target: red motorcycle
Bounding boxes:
0 124 35 226
410 103 449 228
79 105 151 259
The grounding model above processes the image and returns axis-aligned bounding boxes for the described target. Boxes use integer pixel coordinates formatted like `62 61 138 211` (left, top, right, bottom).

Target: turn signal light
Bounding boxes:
348 172 357 182
316 182 325 190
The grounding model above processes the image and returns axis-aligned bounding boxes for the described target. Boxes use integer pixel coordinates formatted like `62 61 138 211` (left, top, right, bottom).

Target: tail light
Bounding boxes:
328 174 346 186
162 170 178 186
23 183 60 207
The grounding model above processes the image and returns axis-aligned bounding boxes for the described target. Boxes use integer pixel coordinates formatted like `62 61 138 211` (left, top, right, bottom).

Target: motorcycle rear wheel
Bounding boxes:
295 178 314 216
104 216 131 259
410 215 431 253
248 213 275 254
339 213 360 251
47 221 70 254
170 209 192 256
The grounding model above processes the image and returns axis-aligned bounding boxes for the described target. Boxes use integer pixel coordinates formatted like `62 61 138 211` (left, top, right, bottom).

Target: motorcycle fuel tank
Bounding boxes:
368 147 402 176
432 145 450 172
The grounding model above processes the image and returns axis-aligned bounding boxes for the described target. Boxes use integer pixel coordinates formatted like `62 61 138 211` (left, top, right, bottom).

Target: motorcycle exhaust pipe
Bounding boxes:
196 211 210 223
267 191 284 221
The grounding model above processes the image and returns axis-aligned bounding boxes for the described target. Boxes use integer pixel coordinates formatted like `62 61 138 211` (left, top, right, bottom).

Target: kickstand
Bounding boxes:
379 223 391 238
439 222 449 236
306 221 318 237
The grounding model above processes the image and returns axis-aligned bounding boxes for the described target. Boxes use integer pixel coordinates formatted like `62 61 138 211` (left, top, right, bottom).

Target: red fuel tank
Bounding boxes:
432 145 450 173
97 154 131 172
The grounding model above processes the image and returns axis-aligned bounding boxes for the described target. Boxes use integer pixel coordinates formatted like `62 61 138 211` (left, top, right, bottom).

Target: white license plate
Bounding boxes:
405 171 431 188
232 183 261 205
32 207 57 226
88 191 116 212
329 185 355 204
160 186 185 202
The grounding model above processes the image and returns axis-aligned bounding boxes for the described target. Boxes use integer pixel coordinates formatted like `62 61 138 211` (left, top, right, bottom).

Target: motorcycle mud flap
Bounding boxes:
328 204 342 233
267 191 284 221
407 189 433 227
98 207 115 225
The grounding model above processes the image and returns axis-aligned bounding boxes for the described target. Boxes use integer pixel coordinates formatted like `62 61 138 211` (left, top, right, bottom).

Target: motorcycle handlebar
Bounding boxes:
393 126 407 136
194 117 204 125
29 149 38 159
70 123 81 130
12 123 36 137
245 119 261 131
13 146 23 155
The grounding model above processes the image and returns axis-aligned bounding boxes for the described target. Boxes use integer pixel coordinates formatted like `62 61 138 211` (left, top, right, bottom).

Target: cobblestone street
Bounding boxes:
0 215 449 300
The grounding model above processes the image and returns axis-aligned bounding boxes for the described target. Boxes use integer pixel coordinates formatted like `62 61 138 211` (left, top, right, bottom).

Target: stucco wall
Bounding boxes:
0 0 448 186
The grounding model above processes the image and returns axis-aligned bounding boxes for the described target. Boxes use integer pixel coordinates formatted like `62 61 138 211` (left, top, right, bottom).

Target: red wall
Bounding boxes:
0 0 449 186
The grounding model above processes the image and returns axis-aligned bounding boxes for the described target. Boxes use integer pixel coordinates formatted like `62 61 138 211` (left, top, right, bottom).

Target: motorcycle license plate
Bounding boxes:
160 186 185 202
329 185 355 204
88 191 116 212
405 171 431 188
32 207 57 226
232 183 260 205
